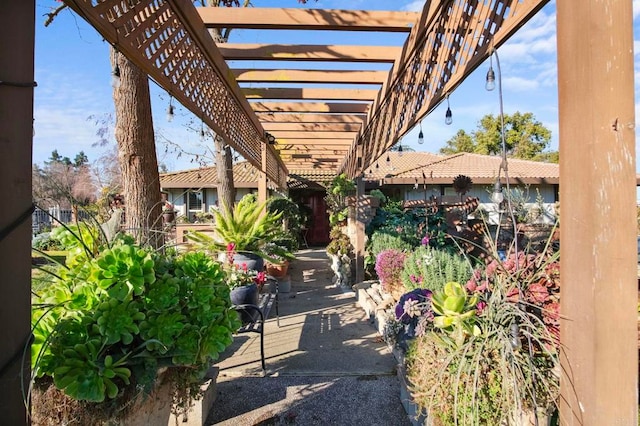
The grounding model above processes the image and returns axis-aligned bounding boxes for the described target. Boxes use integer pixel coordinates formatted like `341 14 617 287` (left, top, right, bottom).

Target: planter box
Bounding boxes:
32 368 219 426
398 365 428 426
119 367 219 426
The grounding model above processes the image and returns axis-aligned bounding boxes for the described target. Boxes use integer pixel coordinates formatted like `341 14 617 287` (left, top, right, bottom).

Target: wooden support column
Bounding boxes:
557 1 637 424
354 146 365 284
0 1 34 424
258 142 268 204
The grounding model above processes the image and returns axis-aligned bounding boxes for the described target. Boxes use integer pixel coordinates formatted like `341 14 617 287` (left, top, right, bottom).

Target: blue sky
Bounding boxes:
33 0 640 175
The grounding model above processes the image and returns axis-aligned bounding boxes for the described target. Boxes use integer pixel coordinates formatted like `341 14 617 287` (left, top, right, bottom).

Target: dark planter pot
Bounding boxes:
230 283 259 323
233 251 264 272
162 211 175 223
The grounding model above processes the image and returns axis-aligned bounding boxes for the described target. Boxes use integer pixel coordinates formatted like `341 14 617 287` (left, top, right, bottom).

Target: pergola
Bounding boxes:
1 1 637 424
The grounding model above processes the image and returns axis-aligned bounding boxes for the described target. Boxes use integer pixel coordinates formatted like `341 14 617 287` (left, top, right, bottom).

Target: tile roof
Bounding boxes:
379 152 559 185
160 161 259 188
160 152 562 189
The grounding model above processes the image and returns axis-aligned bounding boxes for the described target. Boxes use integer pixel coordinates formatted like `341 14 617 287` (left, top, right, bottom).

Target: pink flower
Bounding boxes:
255 271 266 285
476 301 487 315
465 280 477 292
506 287 520 303
475 280 490 293
421 235 430 246
485 260 498 278
527 282 549 304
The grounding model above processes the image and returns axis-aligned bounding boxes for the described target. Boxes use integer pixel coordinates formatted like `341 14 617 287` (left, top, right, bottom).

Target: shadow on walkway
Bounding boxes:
206 248 411 425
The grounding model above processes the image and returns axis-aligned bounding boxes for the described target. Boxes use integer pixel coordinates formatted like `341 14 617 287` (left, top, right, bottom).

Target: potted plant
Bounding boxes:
162 201 176 224
221 244 267 323
30 222 241 423
394 242 560 425
187 194 293 271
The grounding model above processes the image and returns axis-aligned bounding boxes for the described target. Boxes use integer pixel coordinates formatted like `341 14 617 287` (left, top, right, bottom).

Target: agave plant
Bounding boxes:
187 195 293 263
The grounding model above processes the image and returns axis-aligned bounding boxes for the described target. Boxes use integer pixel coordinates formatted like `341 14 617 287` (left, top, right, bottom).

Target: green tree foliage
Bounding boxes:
440 112 557 162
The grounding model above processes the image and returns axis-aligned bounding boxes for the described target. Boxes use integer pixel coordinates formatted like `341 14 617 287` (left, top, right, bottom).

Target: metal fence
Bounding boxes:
32 206 91 234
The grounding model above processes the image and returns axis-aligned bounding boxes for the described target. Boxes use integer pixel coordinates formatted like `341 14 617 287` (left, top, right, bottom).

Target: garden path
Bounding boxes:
206 248 411 425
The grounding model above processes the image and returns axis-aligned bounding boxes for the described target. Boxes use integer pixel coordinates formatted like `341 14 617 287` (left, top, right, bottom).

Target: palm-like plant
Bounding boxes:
187 195 293 263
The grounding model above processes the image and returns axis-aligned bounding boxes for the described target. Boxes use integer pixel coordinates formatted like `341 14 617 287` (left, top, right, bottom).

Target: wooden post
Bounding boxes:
258 142 268 204
557 1 637 424
355 175 365 284
0 1 34 423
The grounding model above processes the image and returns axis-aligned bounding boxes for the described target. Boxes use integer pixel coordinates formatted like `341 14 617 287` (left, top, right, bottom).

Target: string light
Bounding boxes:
386 154 391 167
486 54 496 91
445 95 453 125
200 121 206 142
111 63 121 89
166 97 175 122
418 121 424 144
398 144 403 157
491 180 504 204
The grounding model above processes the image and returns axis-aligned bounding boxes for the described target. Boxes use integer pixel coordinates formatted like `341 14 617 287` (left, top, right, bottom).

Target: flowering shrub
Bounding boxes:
465 250 560 346
224 243 266 290
374 249 406 293
403 245 561 425
400 246 472 293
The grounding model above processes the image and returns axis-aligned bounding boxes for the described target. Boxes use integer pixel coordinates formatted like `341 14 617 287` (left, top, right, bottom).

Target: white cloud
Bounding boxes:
502 76 540 92
403 0 426 12
634 0 640 18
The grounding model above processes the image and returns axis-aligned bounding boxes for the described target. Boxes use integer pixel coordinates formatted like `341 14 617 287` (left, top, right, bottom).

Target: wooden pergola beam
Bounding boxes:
243 87 378 101
251 102 370 114
262 122 362 132
275 138 354 145
218 44 400 62
270 130 357 139
256 113 366 123
198 8 418 32
232 69 388 84
340 0 551 177
278 149 348 156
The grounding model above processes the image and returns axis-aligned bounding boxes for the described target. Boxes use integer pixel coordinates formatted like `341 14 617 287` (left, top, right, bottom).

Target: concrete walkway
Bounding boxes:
206 248 412 426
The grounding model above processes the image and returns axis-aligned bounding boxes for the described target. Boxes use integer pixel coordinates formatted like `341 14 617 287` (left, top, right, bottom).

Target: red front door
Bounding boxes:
304 193 330 246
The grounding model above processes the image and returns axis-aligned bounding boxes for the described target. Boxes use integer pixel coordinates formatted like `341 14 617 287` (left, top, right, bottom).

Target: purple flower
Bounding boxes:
421 234 430 246
395 288 433 324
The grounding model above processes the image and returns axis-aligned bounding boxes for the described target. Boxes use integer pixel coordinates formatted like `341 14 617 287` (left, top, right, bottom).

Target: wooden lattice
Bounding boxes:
63 0 287 187
341 0 548 178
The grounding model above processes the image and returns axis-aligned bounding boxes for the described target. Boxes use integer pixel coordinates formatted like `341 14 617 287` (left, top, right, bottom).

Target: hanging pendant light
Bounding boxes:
445 95 453 125
166 97 175 122
491 180 504 204
111 63 121 89
486 54 496 91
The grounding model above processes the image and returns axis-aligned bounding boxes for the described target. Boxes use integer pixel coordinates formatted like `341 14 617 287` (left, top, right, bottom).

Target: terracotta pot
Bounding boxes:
266 261 289 278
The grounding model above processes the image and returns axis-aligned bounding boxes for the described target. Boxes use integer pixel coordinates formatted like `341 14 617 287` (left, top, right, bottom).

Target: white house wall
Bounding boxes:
403 183 557 225
162 187 255 220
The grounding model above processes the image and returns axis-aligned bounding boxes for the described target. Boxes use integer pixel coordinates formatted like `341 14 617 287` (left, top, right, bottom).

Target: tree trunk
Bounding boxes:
111 48 162 247
214 134 236 210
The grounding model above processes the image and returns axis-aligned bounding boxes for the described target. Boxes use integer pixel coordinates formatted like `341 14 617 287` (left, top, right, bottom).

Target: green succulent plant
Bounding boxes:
431 281 481 347
187 195 293 263
32 241 240 404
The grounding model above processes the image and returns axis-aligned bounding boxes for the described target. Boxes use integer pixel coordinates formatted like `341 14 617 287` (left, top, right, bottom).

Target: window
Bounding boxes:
188 190 203 211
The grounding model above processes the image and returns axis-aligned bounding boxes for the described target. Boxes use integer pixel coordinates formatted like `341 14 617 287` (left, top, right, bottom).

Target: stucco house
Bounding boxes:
160 151 561 242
